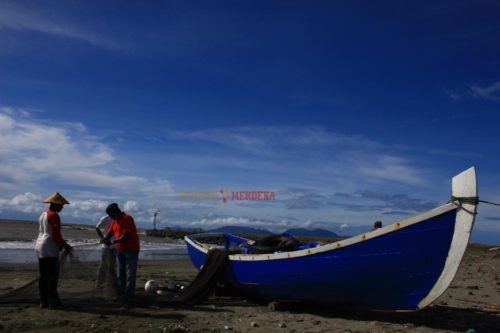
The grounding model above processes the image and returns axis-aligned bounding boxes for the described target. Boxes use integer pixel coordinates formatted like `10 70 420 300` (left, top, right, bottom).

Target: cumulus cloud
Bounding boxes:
0 192 43 214
0 109 173 221
124 200 140 212
165 212 345 233
0 111 114 183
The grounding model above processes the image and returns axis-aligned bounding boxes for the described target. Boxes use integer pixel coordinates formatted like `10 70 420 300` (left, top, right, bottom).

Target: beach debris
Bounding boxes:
250 321 258 327
166 323 189 333
145 280 159 293
166 280 177 291
223 324 232 330
267 300 301 311
278 322 287 328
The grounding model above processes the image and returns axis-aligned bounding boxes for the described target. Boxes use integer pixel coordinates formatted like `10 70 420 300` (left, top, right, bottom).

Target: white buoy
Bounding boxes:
144 280 159 293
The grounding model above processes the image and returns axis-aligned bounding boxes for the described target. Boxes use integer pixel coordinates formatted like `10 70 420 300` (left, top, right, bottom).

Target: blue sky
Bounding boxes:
0 1 499 243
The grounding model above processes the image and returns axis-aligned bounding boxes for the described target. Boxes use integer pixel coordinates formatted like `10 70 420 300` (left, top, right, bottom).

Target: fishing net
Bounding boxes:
0 246 116 305
0 246 230 307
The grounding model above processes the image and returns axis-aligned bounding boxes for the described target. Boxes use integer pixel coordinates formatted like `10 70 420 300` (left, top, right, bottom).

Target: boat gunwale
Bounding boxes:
184 202 457 262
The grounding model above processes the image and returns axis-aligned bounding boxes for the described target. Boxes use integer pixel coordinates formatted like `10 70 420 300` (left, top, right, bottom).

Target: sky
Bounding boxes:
0 1 499 243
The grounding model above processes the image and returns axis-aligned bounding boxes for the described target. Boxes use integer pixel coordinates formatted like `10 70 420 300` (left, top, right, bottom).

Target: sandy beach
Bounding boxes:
0 220 499 333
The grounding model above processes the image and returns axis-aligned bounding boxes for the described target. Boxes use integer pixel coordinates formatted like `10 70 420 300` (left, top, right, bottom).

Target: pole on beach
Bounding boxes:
153 210 160 230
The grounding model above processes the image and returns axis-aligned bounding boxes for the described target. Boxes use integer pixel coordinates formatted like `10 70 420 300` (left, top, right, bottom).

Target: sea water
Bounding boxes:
0 240 188 264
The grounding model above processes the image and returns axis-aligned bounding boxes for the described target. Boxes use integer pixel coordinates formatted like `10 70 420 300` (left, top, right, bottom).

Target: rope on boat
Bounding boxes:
478 199 500 207
449 196 500 215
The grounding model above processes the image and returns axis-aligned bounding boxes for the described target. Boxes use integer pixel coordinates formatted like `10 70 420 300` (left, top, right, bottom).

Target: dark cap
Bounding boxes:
106 203 121 216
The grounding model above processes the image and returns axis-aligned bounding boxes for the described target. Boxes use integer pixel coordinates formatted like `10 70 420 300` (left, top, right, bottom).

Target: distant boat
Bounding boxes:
184 167 478 311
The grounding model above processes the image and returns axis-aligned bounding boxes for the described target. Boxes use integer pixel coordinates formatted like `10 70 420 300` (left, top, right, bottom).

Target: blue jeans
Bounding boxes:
117 251 139 301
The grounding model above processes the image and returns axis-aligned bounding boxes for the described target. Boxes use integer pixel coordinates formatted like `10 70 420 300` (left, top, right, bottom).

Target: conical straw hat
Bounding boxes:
43 192 70 205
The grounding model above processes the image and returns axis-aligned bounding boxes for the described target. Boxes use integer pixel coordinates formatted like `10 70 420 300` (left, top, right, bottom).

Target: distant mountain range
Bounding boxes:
208 225 344 238
283 228 342 238
209 225 273 235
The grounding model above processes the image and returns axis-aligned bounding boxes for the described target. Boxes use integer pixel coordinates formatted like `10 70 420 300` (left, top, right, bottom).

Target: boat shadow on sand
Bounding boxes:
277 301 500 333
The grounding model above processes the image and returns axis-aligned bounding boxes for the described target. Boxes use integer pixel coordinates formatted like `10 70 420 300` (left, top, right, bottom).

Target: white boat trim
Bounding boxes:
417 166 477 309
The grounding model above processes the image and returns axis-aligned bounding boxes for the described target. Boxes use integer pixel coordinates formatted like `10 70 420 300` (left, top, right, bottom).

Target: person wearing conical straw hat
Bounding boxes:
35 192 73 309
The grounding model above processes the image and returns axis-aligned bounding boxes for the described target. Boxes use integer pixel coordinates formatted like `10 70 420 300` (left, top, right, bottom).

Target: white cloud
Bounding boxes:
124 200 140 212
0 108 173 220
169 214 342 233
0 2 124 49
168 126 380 152
356 155 427 186
0 111 113 182
168 126 427 186
470 80 500 101
0 192 43 214
71 199 108 212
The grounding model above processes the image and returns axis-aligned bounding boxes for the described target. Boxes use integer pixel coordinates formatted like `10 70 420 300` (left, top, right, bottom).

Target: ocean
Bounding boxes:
0 240 188 264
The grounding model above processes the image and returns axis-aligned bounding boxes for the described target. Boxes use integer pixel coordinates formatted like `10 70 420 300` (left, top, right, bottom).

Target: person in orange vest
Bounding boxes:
35 192 72 309
101 203 140 304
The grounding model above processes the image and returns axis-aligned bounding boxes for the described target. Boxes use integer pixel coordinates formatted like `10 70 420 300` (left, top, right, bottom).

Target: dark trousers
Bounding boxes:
38 257 60 306
117 251 139 301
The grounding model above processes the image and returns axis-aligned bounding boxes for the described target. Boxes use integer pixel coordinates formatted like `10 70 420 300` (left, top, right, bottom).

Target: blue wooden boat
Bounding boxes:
184 167 478 311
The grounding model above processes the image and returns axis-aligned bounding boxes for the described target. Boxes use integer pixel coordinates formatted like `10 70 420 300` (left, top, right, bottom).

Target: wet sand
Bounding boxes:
0 220 499 332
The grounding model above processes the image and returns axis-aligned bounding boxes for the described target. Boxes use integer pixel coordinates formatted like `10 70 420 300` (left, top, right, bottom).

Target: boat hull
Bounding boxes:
186 209 457 310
